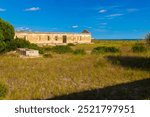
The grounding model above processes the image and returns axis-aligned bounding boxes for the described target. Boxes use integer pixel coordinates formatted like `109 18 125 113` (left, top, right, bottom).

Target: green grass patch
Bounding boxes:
132 43 147 53
51 45 73 54
92 46 120 54
73 49 86 55
43 46 52 51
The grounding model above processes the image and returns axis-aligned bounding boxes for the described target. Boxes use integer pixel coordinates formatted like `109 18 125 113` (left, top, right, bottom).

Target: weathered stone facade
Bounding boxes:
15 30 92 46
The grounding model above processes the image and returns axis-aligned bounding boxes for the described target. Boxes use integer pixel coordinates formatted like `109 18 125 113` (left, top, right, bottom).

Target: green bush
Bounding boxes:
67 43 75 46
5 38 44 54
132 43 146 53
51 45 73 54
0 18 45 55
73 49 86 55
0 29 4 41
0 38 44 54
6 38 30 51
43 46 52 51
92 46 120 54
0 83 8 99
0 41 7 53
0 18 15 42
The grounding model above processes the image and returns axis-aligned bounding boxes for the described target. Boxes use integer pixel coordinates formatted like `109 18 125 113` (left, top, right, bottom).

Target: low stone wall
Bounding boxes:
17 48 39 57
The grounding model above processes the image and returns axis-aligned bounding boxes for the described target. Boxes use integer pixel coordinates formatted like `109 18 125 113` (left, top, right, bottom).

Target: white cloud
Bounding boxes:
72 25 79 28
127 8 138 12
107 13 124 17
0 8 6 12
15 27 32 32
25 7 40 11
99 9 107 13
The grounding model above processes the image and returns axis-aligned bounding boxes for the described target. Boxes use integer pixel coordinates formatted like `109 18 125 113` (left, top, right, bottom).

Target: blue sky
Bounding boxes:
0 0 150 39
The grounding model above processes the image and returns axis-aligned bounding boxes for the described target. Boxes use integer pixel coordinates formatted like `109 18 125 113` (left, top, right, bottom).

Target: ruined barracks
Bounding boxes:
15 30 92 46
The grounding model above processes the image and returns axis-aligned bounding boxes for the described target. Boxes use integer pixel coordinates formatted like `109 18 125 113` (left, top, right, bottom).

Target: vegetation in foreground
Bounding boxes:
0 40 150 100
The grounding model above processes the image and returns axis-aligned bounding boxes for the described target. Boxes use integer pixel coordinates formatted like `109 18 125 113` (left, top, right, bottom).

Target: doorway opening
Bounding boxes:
63 35 67 43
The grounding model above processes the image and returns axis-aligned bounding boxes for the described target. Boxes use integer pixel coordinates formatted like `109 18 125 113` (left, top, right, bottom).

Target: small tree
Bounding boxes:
145 32 150 46
0 18 15 42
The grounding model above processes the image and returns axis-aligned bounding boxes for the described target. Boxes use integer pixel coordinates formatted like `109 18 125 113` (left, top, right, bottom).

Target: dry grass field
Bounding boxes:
0 40 150 100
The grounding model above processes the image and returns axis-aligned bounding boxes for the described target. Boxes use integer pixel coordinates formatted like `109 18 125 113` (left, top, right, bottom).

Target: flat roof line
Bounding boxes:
15 32 91 35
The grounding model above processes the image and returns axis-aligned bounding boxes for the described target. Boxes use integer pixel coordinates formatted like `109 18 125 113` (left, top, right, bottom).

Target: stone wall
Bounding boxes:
17 48 39 57
15 32 92 46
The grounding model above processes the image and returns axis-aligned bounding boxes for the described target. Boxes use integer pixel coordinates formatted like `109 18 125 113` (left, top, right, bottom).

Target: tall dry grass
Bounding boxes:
0 40 150 99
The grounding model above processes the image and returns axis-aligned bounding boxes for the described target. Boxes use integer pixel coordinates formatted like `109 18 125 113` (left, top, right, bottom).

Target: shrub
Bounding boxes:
92 46 120 54
6 38 30 51
0 41 7 53
51 45 73 54
67 43 75 46
0 29 4 41
0 18 15 42
132 43 146 53
43 46 52 51
73 49 86 55
5 38 44 54
0 83 8 99
145 32 150 46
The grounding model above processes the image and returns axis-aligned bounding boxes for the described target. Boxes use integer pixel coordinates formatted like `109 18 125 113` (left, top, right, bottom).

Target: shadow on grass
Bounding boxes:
107 56 150 71
48 78 150 100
